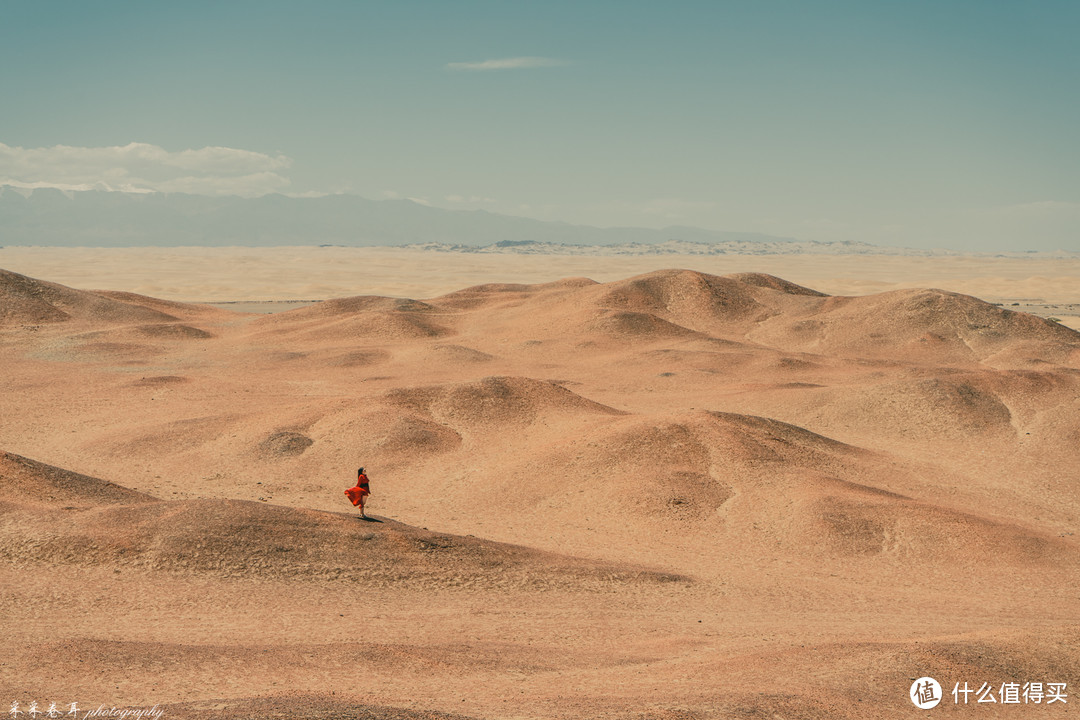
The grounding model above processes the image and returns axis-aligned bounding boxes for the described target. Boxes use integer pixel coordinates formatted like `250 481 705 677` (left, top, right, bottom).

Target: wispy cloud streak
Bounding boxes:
0 142 292 197
446 56 568 71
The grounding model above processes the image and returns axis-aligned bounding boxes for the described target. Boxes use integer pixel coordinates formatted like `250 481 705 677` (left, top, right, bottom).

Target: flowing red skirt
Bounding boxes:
345 485 370 506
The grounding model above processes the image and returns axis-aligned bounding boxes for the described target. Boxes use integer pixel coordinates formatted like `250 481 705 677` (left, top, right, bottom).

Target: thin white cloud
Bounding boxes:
166 146 290 174
0 179 155 195
445 194 496 204
446 56 567 71
0 142 292 197
285 190 335 199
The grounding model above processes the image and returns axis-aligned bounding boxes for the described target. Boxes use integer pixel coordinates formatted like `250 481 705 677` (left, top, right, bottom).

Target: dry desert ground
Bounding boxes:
1 252 1079 719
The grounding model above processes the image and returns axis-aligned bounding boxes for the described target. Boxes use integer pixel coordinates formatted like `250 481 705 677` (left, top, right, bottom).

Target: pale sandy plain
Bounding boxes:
1 249 1079 719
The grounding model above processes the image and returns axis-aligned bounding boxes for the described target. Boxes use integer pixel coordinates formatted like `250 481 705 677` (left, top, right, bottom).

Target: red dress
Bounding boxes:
345 474 370 506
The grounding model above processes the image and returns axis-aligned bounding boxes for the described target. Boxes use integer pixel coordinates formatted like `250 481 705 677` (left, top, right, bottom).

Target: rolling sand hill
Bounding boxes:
0 268 182 326
1 267 1078 719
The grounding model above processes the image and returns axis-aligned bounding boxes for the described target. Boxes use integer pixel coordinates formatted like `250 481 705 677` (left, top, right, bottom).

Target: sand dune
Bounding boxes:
0 451 154 507
0 268 180 327
803 486 1076 564
725 271 827 297
325 348 393 367
595 269 767 324
433 277 598 311
415 270 1080 369
2 266 1078 719
258 314 451 341
750 287 1080 365
128 323 215 340
67 324 215 350
404 343 496 364
285 296 440 317
431 269 770 341
587 308 704 340
93 290 228 320
384 376 625 429
0 452 683 592
836 376 1016 440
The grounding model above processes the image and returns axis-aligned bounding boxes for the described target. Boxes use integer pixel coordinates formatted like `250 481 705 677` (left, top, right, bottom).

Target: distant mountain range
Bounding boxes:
0 185 802 248
405 238 946 255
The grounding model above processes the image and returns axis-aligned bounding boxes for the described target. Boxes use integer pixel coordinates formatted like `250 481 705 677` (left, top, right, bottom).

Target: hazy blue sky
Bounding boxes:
2 1 1078 250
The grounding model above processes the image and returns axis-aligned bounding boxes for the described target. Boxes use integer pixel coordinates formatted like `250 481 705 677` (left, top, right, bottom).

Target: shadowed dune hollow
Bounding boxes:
1 267 1079 719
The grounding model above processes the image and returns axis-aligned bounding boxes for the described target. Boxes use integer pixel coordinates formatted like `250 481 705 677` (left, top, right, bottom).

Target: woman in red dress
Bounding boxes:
345 467 371 519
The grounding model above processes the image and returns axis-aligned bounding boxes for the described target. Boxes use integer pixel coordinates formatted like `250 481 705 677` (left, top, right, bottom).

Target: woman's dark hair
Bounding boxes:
358 467 364 474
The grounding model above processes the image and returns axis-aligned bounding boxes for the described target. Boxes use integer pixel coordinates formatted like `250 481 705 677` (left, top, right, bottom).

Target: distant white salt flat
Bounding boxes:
207 300 319 314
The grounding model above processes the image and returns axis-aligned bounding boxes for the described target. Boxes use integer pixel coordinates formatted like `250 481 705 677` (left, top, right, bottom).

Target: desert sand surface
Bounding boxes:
2 245 1080 310
2 262 1079 719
